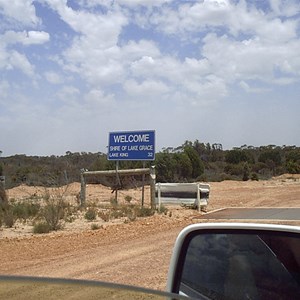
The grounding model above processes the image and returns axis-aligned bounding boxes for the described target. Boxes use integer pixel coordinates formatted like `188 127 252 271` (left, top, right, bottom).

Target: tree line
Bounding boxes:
1 141 300 188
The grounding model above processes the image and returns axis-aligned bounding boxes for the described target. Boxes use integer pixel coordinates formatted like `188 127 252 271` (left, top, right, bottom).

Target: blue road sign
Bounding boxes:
108 130 155 161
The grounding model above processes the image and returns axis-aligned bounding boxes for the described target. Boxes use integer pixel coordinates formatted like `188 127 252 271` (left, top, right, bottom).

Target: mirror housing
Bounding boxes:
167 223 300 299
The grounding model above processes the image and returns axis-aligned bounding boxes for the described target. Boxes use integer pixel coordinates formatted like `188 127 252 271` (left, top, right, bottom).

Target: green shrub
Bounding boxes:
98 210 110 222
135 207 154 217
64 214 76 223
198 174 207 182
33 222 51 234
64 204 77 223
0 185 8 206
110 208 126 219
251 173 259 181
126 210 136 222
224 163 244 176
0 203 15 228
110 205 154 220
157 205 168 215
124 195 132 203
85 208 97 221
110 197 118 206
3 210 15 228
12 201 40 221
91 223 101 230
42 197 65 231
1 197 10 227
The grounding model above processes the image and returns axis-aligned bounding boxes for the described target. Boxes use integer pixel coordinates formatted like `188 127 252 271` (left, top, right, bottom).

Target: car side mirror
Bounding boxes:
167 223 300 299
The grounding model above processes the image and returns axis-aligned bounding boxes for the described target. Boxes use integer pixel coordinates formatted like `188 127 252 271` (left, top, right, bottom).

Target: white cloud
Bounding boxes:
84 89 116 108
0 46 9 69
42 0 300 107
1 30 50 45
119 0 172 7
23 31 50 45
150 0 232 35
44 71 63 84
121 40 161 61
0 47 34 76
269 0 300 17
63 44 125 85
0 80 10 101
0 30 49 77
272 77 299 85
130 56 182 83
78 0 172 9
202 33 300 84
185 74 227 98
44 1 163 88
45 0 127 47
56 86 81 107
42 1 130 86
0 0 40 26
9 50 34 76
239 81 271 93
150 0 298 44
124 79 169 97
129 54 226 106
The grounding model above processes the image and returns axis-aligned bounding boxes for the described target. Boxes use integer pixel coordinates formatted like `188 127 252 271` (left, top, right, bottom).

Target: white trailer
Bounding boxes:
155 182 210 212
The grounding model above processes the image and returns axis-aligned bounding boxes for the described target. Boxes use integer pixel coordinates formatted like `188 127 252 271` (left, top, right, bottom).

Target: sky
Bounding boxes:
0 0 300 157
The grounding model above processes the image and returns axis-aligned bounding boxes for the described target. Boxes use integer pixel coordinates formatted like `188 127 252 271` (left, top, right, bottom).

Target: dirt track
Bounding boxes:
0 175 300 291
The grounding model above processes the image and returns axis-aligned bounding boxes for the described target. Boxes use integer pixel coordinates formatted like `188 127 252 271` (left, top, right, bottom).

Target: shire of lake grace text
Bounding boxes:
109 145 153 151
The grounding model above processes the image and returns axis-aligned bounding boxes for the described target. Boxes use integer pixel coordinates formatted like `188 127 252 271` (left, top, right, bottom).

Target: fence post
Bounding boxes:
80 169 86 207
141 161 146 207
150 166 156 210
197 183 200 212
158 182 161 212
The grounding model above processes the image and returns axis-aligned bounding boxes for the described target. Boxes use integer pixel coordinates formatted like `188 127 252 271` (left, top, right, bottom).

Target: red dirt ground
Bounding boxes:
0 174 300 291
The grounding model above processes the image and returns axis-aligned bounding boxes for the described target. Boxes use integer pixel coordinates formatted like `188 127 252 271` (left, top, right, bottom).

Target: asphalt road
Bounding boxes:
199 208 300 220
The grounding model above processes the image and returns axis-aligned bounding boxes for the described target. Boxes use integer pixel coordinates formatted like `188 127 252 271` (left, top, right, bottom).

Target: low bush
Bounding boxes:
126 210 136 222
251 173 259 181
33 222 51 234
124 195 132 203
157 205 168 215
12 201 40 222
3 209 15 228
42 197 65 231
110 208 126 219
135 206 154 217
0 185 8 206
110 197 118 206
91 223 101 230
98 210 110 222
64 214 76 223
85 208 97 221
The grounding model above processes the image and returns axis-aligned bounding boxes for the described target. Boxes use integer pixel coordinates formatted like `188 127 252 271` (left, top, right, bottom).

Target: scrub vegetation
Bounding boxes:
1 141 300 189
0 184 156 234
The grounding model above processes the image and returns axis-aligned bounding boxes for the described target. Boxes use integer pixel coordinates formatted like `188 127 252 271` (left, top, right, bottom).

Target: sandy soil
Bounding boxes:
0 174 300 291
